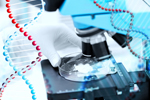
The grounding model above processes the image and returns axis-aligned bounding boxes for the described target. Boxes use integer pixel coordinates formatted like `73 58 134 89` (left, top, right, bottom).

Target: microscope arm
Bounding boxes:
44 0 133 60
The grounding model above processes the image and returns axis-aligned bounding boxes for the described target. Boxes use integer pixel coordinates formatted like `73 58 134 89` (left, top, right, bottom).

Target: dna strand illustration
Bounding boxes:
118 0 150 30
0 0 44 99
93 0 150 61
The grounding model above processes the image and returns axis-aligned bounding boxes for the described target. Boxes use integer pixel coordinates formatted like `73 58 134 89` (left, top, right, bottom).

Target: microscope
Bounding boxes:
41 0 150 100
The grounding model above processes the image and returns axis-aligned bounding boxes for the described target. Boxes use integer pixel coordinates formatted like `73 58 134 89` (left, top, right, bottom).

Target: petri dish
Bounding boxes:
59 52 117 82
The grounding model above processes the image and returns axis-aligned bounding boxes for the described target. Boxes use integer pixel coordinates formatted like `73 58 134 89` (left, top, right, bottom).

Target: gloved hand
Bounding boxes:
1 23 81 67
28 23 81 67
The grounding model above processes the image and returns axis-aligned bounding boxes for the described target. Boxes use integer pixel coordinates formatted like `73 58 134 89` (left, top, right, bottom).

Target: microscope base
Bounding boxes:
41 59 150 100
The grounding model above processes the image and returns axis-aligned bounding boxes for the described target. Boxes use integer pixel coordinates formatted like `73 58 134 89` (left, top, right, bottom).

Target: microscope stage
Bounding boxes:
59 53 117 82
41 59 150 100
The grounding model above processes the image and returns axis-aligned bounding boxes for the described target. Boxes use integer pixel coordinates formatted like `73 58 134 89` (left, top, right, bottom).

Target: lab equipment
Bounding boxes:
42 0 150 99
1 0 150 100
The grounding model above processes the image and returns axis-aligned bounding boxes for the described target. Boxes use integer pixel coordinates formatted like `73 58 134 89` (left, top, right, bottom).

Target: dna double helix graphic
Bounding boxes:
0 0 44 99
93 0 150 61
